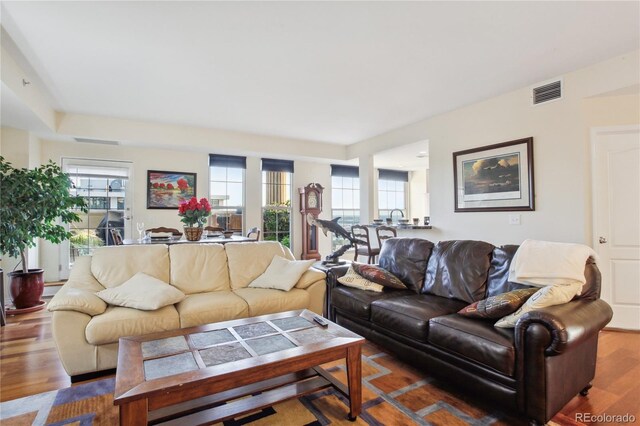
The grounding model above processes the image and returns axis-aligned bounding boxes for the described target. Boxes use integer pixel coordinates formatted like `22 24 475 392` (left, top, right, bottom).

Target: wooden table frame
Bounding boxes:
114 310 364 425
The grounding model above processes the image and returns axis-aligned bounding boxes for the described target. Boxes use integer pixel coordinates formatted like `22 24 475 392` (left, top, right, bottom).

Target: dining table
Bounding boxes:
122 235 255 245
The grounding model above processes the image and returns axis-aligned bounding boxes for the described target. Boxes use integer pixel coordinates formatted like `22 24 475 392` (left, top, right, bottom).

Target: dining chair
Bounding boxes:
375 225 397 250
351 225 380 264
247 227 261 241
146 227 182 236
204 226 224 233
109 228 124 246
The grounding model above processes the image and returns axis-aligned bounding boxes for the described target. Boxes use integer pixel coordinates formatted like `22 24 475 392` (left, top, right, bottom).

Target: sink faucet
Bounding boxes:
390 209 404 223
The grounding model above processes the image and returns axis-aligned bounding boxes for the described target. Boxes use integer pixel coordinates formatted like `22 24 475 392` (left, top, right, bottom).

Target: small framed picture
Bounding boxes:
147 170 197 209
453 137 534 212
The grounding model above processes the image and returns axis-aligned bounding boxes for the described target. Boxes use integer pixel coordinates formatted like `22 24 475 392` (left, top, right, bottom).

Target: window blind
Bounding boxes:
378 169 409 182
261 158 294 173
331 165 359 178
209 154 247 169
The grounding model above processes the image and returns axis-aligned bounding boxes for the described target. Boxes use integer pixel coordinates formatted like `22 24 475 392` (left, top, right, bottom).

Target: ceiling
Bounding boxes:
1 1 639 146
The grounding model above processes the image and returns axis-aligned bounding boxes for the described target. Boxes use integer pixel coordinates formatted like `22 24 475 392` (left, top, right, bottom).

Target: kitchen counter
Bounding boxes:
365 224 432 230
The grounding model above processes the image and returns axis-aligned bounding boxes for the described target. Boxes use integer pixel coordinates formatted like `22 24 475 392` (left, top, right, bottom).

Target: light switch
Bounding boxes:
509 214 521 225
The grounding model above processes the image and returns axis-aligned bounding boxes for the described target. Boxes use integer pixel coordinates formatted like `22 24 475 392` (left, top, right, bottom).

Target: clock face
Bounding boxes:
308 192 318 208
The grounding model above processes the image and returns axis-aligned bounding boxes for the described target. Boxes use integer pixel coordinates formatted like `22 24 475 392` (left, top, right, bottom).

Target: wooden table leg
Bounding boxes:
346 345 362 421
120 399 148 426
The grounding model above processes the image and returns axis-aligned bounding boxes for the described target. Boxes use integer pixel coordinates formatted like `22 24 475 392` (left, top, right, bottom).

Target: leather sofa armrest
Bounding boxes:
515 299 613 356
325 265 351 290
294 268 326 289
48 288 107 316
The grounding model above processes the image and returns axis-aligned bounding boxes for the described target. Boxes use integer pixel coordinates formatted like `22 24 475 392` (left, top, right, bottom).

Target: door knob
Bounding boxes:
599 237 607 244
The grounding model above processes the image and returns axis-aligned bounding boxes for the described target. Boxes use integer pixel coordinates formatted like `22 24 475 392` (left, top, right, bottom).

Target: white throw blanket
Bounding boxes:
508 239 597 292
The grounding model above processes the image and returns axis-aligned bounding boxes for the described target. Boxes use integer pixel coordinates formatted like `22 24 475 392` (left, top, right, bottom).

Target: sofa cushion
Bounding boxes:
170 244 230 294
428 314 516 377
338 265 384 292
458 288 538 319
378 238 434 293
248 256 315 291
91 245 170 288
233 287 309 316
495 283 582 328
370 295 468 343
486 245 533 297
422 240 495 303
352 263 407 290
176 291 249 328
96 272 185 310
225 242 294 290
85 305 179 345
331 286 412 319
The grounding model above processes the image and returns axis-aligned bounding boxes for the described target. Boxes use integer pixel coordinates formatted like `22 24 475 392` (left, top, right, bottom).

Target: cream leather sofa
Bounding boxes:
48 241 326 379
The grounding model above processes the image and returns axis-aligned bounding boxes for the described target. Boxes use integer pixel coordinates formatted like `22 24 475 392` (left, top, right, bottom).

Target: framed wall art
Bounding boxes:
147 170 197 209
453 137 534 212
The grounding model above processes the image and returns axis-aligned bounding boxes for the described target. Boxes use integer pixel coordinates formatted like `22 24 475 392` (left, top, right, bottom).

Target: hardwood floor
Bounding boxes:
1 306 639 425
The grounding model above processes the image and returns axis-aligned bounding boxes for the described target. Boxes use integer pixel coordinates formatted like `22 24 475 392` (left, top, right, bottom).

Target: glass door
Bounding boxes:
61 158 133 279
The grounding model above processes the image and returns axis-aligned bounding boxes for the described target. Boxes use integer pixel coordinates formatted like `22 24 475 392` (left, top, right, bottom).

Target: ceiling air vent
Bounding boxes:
532 79 562 105
74 137 119 146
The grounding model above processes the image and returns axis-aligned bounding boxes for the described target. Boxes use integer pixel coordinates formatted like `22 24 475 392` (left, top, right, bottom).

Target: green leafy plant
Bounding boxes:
0 157 87 272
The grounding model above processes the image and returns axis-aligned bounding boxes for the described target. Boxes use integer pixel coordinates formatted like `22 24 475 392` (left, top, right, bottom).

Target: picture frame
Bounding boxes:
453 137 534 212
146 170 197 209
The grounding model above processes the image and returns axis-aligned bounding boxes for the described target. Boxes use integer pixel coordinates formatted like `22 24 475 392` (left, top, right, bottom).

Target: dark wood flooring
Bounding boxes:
1 306 638 425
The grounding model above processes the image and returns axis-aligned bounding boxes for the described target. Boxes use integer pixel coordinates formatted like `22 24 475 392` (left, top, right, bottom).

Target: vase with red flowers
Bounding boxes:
178 197 211 241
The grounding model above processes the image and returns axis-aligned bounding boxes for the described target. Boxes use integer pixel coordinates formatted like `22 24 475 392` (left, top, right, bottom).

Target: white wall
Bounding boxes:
348 50 640 247
408 169 427 221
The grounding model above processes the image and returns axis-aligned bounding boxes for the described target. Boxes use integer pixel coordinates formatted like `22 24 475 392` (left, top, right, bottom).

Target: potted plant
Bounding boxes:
178 197 211 241
0 157 87 309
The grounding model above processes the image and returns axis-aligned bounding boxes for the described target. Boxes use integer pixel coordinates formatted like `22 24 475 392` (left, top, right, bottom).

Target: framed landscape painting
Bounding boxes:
147 170 197 209
453 137 534 212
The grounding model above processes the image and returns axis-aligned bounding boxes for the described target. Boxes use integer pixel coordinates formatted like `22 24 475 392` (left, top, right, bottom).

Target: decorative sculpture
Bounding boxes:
307 214 361 265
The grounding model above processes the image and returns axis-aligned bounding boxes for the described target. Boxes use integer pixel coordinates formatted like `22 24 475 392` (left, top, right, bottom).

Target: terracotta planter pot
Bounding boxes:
184 227 203 241
9 269 44 309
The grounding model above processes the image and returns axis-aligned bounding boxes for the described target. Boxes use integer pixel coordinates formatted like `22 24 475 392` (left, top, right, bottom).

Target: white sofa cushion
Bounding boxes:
91 245 170 288
233 287 309 317
85 305 180 345
495 282 582 328
249 256 315 291
225 241 294 290
175 291 249 328
170 244 230 294
96 272 185 310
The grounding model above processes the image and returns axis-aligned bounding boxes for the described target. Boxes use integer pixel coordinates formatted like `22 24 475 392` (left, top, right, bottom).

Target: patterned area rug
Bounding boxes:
0 343 579 426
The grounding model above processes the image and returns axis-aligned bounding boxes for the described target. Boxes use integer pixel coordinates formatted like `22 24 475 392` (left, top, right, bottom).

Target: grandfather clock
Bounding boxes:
299 183 324 260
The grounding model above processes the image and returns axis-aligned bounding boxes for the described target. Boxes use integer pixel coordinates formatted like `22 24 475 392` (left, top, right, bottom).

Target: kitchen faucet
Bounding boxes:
390 209 404 223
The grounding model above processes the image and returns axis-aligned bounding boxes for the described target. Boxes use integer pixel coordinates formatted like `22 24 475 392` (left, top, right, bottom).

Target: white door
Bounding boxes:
592 126 640 330
60 158 134 279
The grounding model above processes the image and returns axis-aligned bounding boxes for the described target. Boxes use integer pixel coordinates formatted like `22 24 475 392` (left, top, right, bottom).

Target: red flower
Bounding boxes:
178 197 211 227
152 182 159 189
166 183 174 189
177 178 189 191
159 183 165 189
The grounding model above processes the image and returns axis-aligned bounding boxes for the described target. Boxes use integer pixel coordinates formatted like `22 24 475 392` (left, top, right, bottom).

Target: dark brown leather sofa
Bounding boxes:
326 239 613 425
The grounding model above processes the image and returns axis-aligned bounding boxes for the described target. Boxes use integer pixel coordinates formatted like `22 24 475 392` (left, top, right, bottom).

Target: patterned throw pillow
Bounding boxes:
458 288 537 319
337 266 384 292
352 263 407 290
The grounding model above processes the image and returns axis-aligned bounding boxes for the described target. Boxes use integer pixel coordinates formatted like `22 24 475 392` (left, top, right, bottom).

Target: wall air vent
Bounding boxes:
74 137 120 146
532 79 562 105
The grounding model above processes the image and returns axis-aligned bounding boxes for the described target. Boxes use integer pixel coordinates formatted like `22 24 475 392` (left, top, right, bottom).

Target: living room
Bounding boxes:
1 2 639 425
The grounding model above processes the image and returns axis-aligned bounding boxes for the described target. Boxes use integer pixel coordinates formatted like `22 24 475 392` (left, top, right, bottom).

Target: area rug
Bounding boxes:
0 345 578 426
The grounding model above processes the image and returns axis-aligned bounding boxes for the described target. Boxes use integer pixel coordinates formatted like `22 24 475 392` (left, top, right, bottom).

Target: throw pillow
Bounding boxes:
337 266 384 292
494 282 582 328
248 256 315 291
458 288 537 319
352 263 407 290
96 272 185 310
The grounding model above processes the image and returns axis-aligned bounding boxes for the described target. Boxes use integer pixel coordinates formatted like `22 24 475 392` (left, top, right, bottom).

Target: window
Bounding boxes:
209 155 246 234
378 169 409 220
63 159 131 268
262 159 293 248
331 165 360 250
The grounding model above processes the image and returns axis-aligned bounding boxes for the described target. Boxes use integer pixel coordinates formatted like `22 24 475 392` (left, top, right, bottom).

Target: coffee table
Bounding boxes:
113 309 364 425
